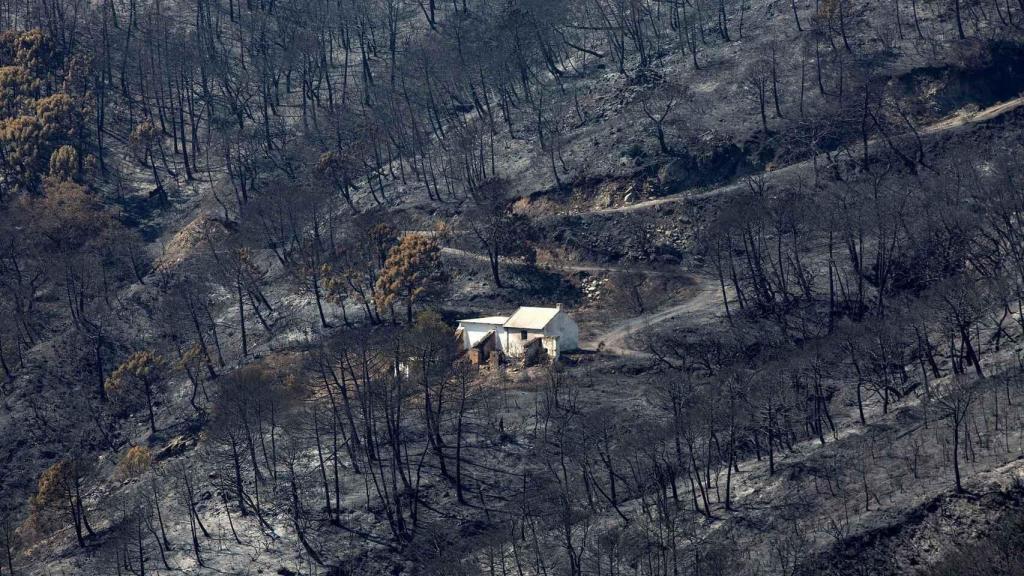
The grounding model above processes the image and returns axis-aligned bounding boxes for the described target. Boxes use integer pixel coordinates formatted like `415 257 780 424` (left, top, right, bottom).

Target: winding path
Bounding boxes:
441 245 722 355
591 95 1024 215
441 96 1024 355
585 276 720 356
441 246 679 276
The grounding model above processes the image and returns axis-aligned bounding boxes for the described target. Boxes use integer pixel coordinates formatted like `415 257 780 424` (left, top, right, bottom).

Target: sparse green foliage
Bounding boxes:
375 234 448 324
48 144 77 181
115 446 153 481
26 459 94 547
129 120 159 166
106 351 167 434
0 30 81 196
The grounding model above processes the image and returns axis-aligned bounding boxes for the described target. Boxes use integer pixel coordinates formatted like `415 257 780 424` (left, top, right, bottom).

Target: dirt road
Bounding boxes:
441 246 679 276
592 95 1024 216
438 94 1024 355
584 275 720 356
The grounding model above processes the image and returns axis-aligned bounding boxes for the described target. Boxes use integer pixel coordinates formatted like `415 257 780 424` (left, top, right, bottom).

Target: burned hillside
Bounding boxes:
1 1 1024 575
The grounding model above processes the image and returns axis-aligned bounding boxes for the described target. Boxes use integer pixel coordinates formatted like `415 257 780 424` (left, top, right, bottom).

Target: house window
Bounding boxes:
520 330 528 340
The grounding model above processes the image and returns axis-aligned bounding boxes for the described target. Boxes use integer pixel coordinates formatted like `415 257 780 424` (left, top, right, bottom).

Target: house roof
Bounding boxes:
503 307 561 330
458 316 510 325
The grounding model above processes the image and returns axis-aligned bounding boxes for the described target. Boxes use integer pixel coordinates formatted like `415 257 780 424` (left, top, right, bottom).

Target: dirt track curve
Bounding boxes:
442 246 722 355
585 276 720 356
441 95 1024 355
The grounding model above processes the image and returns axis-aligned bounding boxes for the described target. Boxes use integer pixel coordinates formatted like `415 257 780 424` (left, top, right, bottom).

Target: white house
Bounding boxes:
457 305 579 364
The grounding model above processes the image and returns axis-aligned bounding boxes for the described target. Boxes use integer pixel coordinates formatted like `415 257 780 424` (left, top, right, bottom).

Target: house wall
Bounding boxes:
547 312 580 352
468 332 497 365
504 329 547 357
542 336 560 359
460 322 505 350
